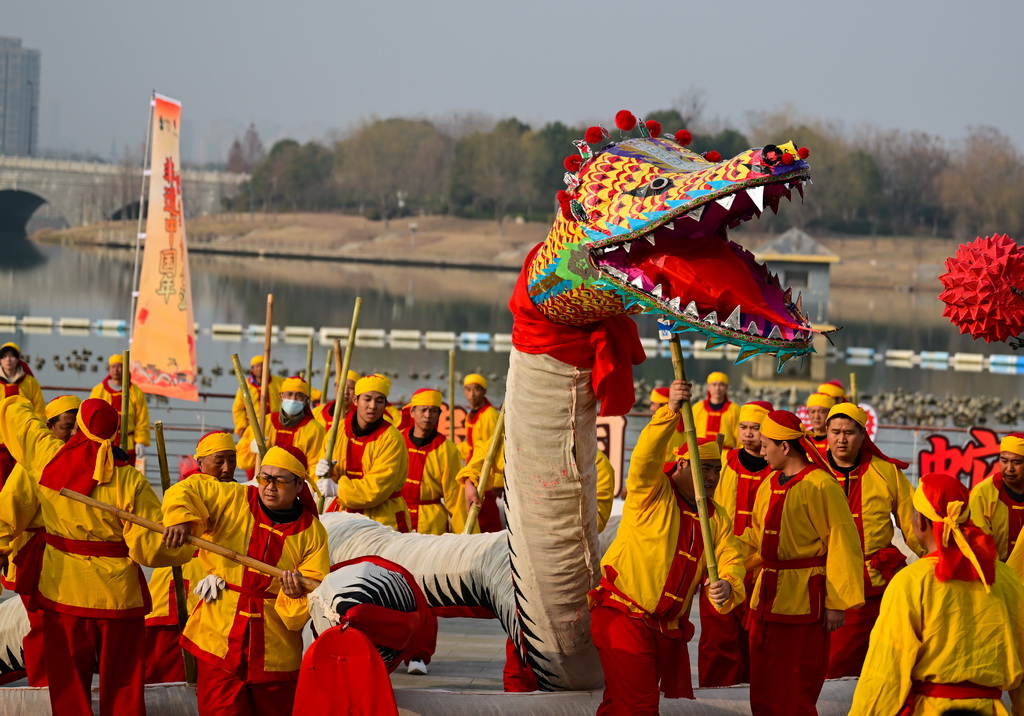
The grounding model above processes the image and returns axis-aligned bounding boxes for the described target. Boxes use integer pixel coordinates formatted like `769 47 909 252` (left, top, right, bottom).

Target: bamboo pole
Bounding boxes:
154 422 197 685
320 298 362 513
256 294 274 472
463 406 505 535
59 488 321 593
230 354 267 457
849 372 858 405
305 336 314 389
669 336 719 583
448 349 456 440
119 350 131 452
333 340 344 401
320 348 333 407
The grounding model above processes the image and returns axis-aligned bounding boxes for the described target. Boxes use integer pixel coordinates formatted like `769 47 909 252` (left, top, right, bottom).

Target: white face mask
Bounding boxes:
281 399 305 416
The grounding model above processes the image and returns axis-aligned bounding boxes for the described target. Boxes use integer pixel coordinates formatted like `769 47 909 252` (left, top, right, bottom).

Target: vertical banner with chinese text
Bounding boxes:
131 93 198 401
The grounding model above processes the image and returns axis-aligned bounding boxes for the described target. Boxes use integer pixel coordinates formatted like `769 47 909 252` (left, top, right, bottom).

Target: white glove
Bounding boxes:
193 574 227 603
315 458 333 478
317 477 338 498
250 439 260 455
135 444 145 457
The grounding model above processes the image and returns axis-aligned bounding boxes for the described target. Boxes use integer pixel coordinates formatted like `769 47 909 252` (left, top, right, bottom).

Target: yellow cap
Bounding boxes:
45 395 82 422
346 370 360 383
817 382 845 399
0 342 20 357
262 445 307 478
250 355 263 367
107 354 124 365
738 401 772 425
355 374 390 398
1001 433 1024 457
827 403 867 427
280 376 310 396
806 393 836 410
194 431 235 459
407 388 443 409
649 387 670 404
675 437 721 462
464 373 487 389
706 371 728 385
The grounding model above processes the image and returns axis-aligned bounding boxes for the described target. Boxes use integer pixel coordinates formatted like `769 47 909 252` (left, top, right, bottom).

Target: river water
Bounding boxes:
0 242 1019 483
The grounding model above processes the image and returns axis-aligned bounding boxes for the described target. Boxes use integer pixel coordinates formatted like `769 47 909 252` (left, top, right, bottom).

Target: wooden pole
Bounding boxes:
119 349 131 452
154 422 197 685
669 336 719 583
448 349 456 440
333 340 344 401
256 294 274 472
59 488 321 593
849 372 858 405
320 347 333 408
230 354 267 457
320 298 362 513
463 406 505 535
305 336 314 390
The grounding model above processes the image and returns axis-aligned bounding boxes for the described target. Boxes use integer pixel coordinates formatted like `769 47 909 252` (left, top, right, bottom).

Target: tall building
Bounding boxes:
0 37 41 157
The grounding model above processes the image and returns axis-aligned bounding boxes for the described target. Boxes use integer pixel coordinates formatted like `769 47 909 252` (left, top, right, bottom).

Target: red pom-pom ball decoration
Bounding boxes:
645 120 662 138
705 151 722 162
563 155 583 172
615 110 637 131
674 129 693 146
782 152 795 165
584 126 604 144
797 147 810 160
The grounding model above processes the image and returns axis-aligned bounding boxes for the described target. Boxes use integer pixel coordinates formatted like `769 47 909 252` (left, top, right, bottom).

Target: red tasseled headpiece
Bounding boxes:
674 129 693 146
584 126 605 144
615 110 637 131
705 151 721 162
797 147 810 159
645 120 662 139
563 155 583 172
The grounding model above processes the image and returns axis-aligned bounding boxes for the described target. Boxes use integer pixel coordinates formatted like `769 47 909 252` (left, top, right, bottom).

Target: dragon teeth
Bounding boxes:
630 276 644 288
606 267 627 280
623 241 633 253
768 325 782 339
685 206 704 222
683 301 699 319
715 194 736 211
604 244 620 253
747 185 765 212
646 235 657 246
703 310 719 324
746 320 760 335
651 284 663 298
723 306 742 329
668 297 681 312
663 221 675 232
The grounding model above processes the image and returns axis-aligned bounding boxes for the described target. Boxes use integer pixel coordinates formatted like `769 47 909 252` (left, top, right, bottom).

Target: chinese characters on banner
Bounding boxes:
131 94 198 401
917 427 1001 488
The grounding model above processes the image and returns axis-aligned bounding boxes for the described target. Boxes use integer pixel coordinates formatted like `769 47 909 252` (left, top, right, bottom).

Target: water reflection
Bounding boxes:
0 231 46 269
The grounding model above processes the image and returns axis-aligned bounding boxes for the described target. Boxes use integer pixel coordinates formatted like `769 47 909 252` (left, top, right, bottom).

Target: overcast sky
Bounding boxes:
8 0 1023 164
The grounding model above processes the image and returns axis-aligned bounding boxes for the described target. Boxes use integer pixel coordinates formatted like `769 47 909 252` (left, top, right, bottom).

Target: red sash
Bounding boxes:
651 494 705 622
270 411 314 450
44 533 129 558
898 680 1002 716
402 430 447 532
10 528 45 596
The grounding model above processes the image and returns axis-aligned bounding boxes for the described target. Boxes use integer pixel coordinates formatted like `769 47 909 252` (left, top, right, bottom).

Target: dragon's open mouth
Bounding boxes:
587 172 813 365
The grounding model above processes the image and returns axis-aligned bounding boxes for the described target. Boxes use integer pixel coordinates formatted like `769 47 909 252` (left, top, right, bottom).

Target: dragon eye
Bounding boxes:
650 177 670 191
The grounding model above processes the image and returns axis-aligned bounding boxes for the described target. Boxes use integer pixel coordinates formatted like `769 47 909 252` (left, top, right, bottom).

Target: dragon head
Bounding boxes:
527 118 815 369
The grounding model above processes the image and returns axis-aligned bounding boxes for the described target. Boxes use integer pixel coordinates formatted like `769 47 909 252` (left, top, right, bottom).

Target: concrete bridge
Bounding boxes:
0 155 247 233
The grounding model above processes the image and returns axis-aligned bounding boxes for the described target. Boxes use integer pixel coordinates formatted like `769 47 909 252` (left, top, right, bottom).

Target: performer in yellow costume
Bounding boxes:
316 374 411 532
162 445 328 715
690 371 740 448
89 353 150 465
589 379 746 713
400 389 461 535
312 369 359 434
237 376 324 479
851 472 1024 716
232 355 284 436
458 373 499 463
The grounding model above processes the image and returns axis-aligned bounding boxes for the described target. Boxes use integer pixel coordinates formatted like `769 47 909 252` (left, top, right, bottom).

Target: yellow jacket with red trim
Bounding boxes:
0 463 43 590
457 402 500 462
596 449 615 534
594 406 746 632
236 412 325 476
0 396 192 617
323 416 410 531
1 373 44 420
850 557 1024 716
691 399 741 449
232 375 284 436
739 465 865 620
162 479 329 679
969 474 1024 562
403 431 461 535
